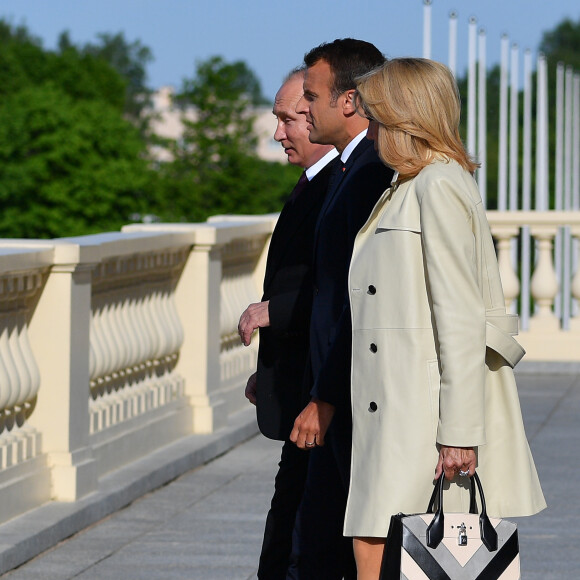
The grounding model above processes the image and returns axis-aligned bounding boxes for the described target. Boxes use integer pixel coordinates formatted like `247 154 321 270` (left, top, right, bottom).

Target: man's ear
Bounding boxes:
342 89 357 115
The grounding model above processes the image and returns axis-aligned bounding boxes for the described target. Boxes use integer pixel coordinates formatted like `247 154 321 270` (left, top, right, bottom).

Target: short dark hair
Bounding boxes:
304 38 385 102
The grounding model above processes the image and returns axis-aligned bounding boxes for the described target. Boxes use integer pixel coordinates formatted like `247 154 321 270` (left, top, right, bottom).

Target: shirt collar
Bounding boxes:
340 129 368 164
305 148 339 181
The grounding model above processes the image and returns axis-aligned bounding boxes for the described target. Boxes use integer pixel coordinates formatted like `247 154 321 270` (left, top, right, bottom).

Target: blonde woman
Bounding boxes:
345 58 546 578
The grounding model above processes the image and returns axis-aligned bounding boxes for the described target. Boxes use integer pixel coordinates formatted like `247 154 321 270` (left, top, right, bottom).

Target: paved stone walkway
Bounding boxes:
2 370 579 579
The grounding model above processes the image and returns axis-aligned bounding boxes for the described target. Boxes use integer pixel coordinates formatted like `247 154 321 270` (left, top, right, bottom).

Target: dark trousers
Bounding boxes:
258 440 310 580
286 409 356 580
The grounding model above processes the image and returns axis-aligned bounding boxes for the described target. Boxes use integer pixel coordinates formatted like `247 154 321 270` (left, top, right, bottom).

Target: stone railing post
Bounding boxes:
174 231 225 433
529 225 560 331
27 245 98 501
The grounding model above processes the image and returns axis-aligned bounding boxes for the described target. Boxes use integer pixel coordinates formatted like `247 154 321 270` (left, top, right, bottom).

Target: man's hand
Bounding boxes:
238 301 270 346
435 446 477 480
290 398 335 450
245 372 257 405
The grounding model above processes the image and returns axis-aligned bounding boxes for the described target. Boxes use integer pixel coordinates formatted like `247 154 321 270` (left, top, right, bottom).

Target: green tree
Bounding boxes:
176 56 263 162
0 20 157 238
0 21 126 110
0 84 154 238
540 18 580 72
156 56 298 223
0 19 41 45
71 31 154 120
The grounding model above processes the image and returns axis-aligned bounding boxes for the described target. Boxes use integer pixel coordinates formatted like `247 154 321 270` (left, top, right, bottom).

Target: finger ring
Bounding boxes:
459 470 469 477
305 441 315 447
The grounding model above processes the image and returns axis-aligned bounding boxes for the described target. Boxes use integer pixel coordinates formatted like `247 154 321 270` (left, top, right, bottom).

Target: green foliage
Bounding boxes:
540 18 580 72
70 31 154 120
0 20 156 238
0 23 126 110
155 55 298 223
176 56 263 161
0 18 361 236
0 19 41 46
0 84 154 238
155 152 300 223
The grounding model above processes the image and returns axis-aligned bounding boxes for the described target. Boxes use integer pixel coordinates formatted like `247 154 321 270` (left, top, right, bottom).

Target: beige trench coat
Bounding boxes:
343 159 546 538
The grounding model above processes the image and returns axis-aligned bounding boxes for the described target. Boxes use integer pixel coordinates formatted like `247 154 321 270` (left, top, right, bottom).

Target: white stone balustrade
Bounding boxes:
123 216 275 432
0 218 272 523
487 211 580 360
0 211 577 527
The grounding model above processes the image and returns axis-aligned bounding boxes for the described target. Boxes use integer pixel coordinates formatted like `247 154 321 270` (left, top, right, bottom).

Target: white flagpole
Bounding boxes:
423 0 432 59
467 17 477 158
498 34 509 211
477 27 487 205
448 10 458 76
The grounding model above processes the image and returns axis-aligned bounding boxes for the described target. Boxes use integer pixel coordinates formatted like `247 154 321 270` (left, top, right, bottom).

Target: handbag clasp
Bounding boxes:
458 522 468 546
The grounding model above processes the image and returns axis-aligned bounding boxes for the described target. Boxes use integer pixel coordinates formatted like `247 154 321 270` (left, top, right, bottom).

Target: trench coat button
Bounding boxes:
367 285 376 295
370 343 378 353
369 401 378 412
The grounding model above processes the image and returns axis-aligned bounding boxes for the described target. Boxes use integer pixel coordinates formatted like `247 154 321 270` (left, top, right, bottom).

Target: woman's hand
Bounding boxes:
435 446 477 480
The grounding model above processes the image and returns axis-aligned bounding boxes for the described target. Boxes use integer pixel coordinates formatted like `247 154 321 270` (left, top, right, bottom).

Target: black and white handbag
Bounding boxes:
380 472 520 579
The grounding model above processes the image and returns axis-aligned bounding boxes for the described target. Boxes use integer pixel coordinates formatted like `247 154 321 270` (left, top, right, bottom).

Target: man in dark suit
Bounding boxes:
288 39 395 579
238 68 338 580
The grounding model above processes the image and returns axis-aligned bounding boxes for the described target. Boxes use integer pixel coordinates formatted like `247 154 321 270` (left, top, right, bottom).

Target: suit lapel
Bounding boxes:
264 162 334 291
314 138 373 243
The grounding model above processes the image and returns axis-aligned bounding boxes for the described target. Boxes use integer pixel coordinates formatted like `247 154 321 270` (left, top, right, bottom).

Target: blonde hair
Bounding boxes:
355 58 478 177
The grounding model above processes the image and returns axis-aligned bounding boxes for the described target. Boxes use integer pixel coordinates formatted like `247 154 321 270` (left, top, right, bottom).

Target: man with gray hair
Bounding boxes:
238 67 338 579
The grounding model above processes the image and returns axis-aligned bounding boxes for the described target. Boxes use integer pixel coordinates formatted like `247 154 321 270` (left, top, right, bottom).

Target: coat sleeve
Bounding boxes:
267 280 313 334
309 305 351 409
416 166 487 447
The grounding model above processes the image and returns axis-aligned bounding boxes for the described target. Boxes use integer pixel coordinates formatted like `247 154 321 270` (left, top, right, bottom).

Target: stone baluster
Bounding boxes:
0 267 47 475
87 251 187 435
491 225 521 309
529 225 560 331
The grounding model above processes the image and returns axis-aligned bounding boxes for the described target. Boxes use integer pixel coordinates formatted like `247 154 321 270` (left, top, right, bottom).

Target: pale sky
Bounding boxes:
1 0 578 99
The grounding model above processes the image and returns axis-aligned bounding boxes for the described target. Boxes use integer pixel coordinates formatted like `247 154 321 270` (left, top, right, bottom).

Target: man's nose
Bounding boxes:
274 121 285 142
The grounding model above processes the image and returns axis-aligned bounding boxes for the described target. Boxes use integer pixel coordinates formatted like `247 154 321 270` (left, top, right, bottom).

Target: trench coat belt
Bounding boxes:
485 313 526 369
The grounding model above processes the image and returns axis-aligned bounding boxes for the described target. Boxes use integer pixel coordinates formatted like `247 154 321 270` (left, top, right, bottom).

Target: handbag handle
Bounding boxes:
425 472 498 552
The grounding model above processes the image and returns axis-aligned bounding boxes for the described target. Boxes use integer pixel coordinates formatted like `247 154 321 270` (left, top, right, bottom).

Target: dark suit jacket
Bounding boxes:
309 137 395 412
256 159 337 441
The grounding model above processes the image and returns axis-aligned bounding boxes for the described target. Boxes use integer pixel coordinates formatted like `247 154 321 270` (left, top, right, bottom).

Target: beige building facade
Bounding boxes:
147 86 286 164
